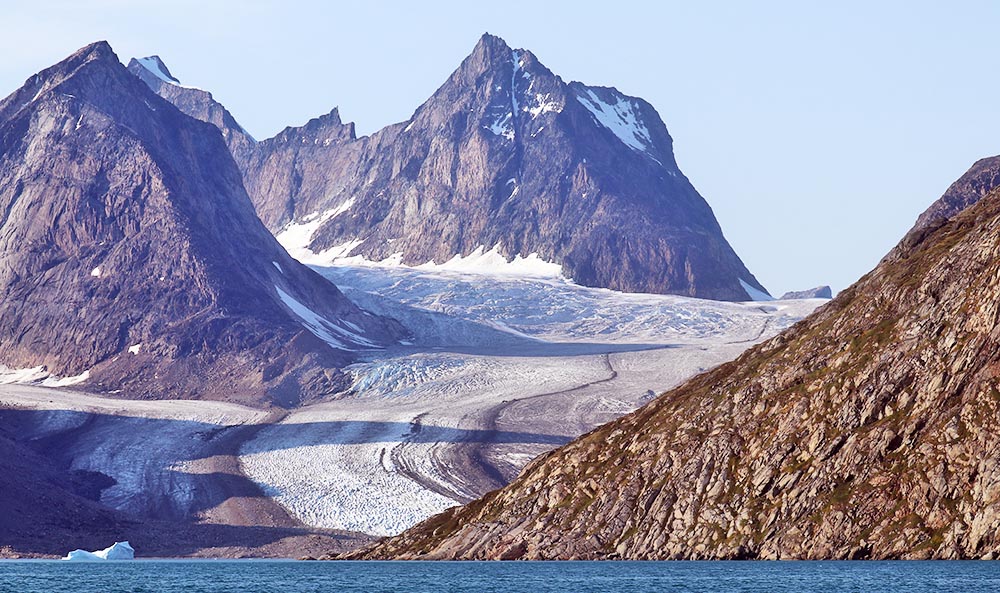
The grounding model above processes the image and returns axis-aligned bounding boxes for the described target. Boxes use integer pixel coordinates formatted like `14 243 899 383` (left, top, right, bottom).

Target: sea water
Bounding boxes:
1 560 999 592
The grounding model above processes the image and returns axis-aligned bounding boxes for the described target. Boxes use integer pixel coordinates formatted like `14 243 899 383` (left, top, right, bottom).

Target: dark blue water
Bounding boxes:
1 560 999 593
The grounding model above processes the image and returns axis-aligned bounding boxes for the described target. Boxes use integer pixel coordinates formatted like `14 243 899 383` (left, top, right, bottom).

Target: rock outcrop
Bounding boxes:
780 286 832 299
911 155 1000 232
131 35 769 301
349 184 1000 560
0 42 403 403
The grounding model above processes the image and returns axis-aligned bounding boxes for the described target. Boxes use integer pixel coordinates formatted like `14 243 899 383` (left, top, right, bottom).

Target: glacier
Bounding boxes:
1 264 825 540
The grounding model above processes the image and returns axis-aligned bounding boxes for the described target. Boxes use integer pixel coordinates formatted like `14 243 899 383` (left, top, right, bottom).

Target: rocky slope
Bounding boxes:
911 155 1000 232
132 35 768 301
0 42 402 404
350 184 1000 560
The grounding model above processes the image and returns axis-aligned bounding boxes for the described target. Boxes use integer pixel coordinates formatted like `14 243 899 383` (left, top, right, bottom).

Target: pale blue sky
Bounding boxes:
3 0 999 296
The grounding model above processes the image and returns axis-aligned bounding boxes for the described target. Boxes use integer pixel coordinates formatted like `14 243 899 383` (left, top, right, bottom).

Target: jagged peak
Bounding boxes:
128 55 181 85
463 32 538 75
0 41 134 121
37 40 122 85
68 40 117 64
473 32 512 55
269 106 356 144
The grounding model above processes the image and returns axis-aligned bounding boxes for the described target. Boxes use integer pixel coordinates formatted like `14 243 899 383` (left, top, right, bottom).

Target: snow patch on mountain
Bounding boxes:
135 57 179 85
510 50 523 114
274 286 377 350
414 245 563 279
274 199 357 262
0 365 90 387
134 56 201 90
739 278 774 302
275 212 567 280
575 88 659 163
485 111 514 141
527 93 562 117
41 370 91 387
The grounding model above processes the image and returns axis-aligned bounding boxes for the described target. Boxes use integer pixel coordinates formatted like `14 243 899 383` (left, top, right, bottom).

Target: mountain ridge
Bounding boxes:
131 33 770 301
0 41 403 403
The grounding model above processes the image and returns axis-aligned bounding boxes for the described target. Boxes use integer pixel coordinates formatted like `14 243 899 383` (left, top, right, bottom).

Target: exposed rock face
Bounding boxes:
0 42 403 404
351 186 1000 560
911 155 1000 232
126 56 256 165
780 286 832 299
132 35 768 301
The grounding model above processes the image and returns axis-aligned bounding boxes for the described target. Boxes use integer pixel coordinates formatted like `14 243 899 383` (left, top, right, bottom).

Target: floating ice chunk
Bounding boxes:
128 344 142 355
90 267 101 278
272 261 283 274
64 541 134 561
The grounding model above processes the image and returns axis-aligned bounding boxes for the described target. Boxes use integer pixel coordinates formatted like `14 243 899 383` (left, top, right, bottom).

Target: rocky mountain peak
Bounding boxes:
127 54 257 163
128 55 181 85
133 35 769 301
0 42 404 403
271 107 356 145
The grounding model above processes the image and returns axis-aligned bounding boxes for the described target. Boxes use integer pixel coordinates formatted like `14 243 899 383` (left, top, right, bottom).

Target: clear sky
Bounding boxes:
3 0 999 296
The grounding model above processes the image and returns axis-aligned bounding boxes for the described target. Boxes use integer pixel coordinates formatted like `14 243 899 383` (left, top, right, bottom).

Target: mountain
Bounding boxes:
0 42 402 404
126 56 256 165
911 155 1000 232
780 285 832 299
131 34 769 301
349 183 1000 560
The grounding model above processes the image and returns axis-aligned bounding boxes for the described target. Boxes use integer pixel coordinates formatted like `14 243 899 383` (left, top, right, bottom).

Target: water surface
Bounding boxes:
1 560 998 593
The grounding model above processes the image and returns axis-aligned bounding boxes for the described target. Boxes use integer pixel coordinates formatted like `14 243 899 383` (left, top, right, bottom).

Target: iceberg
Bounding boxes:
64 541 135 561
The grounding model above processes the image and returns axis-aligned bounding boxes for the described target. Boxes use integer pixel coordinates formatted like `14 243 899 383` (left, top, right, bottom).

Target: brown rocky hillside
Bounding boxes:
350 185 1000 560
